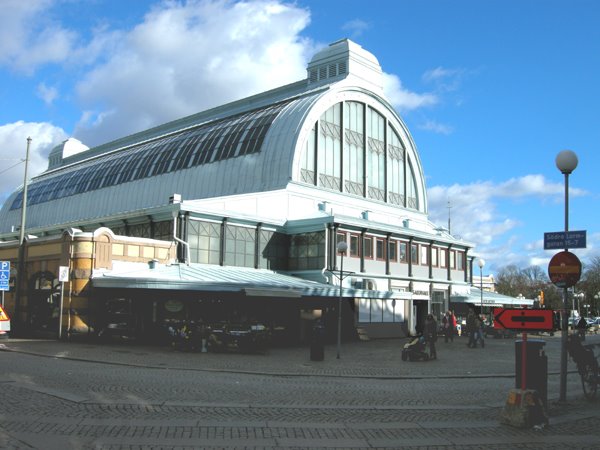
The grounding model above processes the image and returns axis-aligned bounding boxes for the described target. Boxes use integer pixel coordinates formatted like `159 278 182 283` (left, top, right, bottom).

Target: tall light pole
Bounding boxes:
556 149 578 403
336 241 348 359
478 258 485 314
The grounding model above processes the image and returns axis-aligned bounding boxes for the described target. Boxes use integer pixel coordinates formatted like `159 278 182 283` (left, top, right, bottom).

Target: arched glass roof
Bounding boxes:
10 99 293 210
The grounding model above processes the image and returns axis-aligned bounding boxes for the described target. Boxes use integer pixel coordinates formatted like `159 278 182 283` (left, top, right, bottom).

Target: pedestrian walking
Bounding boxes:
424 314 438 359
466 309 477 348
450 311 457 340
476 315 485 348
442 310 454 343
577 316 587 341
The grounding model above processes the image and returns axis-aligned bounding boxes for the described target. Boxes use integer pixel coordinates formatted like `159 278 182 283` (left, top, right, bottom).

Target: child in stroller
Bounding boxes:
401 334 430 361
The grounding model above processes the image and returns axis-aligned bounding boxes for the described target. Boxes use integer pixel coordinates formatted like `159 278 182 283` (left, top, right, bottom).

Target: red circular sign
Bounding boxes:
548 250 582 288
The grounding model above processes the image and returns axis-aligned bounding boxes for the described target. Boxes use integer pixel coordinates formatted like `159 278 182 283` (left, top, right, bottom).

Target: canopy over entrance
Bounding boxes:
450 287 534 309
92 262 411 300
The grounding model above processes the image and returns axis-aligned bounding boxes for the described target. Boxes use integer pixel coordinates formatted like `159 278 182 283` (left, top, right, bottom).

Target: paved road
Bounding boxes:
0 333 599 449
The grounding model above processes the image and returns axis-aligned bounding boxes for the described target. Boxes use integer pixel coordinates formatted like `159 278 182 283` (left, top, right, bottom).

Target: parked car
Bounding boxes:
586 317 600 334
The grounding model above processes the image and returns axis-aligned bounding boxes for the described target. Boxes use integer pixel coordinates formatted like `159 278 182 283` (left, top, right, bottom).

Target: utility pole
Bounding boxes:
14 137 31 331
447 200 452 234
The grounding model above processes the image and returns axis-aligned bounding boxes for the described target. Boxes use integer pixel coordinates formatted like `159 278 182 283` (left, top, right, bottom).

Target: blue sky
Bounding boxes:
0 0 598 276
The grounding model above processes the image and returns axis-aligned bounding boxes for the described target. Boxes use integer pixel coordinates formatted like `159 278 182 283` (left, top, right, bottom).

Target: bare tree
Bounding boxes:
579 256 600 316
495 259 600 313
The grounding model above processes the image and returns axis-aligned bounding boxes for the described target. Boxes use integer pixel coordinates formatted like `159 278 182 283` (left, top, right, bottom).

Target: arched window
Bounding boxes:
367 107 385 201
388 126 405 206
343 101 364 195
407 158 419 210
318 103 342 191
299 99 423 212
300 123 316 185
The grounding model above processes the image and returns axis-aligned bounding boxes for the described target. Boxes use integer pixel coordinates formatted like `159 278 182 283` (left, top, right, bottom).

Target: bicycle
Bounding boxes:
567 334 599 400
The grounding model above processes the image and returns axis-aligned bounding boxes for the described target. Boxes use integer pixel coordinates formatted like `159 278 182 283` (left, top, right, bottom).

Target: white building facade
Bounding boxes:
0 40 476 342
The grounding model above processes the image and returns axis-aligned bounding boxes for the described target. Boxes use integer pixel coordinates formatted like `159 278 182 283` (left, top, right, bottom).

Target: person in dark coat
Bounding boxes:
577 316 588 341
466 309 477 348
424 314 438 359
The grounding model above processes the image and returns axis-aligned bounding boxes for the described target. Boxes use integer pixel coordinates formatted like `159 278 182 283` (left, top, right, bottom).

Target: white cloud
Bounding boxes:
422 66 467 93
36 82 59 105
418 119 453 135
0 0 78 74
0 121 67 203
382 72 437 113
341 19 370 39
427 175 590 271
73 0 313 146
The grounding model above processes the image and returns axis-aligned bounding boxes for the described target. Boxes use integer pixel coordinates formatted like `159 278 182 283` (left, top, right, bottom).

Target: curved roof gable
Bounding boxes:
0 39 424 234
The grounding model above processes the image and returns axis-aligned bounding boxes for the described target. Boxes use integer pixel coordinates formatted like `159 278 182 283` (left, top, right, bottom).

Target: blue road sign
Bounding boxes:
544 230 586 250
0 261 10 291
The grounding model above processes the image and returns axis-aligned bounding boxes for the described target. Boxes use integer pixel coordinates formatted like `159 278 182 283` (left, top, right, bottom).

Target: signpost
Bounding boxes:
494 307 553 414
548 250 582 289
58 265 69 340
0 304 10 335
0 261 10 308
494 308 554 332
544 230 586 250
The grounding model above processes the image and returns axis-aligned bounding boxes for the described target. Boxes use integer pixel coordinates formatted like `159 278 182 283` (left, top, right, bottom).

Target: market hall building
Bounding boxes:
0 39 478 345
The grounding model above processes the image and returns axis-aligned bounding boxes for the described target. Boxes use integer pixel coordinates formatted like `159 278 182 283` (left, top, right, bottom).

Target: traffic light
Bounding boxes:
540 290 545 307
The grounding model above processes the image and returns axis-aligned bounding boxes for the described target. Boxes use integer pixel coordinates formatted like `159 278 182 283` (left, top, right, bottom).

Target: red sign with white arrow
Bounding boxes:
493 308 554 331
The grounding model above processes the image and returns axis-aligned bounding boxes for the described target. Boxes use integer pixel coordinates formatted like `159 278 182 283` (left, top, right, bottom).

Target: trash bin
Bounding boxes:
310 320 325 361
515 339 547 407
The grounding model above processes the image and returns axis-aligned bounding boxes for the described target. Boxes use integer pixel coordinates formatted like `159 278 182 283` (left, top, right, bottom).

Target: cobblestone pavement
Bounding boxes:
0 333 599 449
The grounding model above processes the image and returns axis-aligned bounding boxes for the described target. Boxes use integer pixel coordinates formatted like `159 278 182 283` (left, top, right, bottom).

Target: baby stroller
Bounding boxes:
402 335 430 361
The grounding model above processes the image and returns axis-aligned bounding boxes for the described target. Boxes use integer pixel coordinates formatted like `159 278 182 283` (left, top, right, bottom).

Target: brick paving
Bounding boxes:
0 333 599 449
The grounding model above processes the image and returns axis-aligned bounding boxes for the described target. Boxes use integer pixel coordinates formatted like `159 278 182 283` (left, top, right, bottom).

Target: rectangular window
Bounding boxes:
456 251 464 271
420 245 429 266
350 234 360 257
450 250 456 269
399 242 408 263
189 220 221 265
440 248 447 268
410 243 418 265
363 236 373 259
358 298 404 323
376 238 386 260
431 247 438 267
389 241 397 262
225 225 255 268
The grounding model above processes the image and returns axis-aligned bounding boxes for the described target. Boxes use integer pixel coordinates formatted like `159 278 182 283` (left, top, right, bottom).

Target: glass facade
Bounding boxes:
225 226 255 268
259 230 288 270
300 100 422 212
289 231 326 270
188 221 221 265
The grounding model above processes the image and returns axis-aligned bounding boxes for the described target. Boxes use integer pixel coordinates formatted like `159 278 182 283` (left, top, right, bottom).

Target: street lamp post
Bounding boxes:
336 241 348 359
574 292 584 317
478 258 485 314
556 149 578 403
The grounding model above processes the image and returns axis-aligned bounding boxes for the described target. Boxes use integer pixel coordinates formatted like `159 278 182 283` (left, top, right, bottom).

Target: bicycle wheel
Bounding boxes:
580 360 598 400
